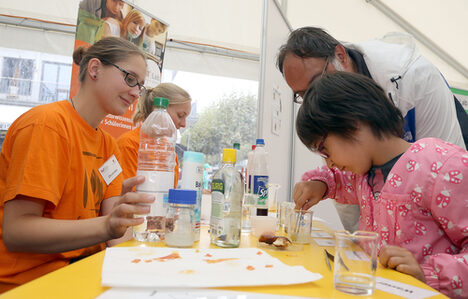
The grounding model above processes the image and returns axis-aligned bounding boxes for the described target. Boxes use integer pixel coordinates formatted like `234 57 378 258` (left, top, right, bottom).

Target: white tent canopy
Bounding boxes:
0 0 467 87
1 0 467 229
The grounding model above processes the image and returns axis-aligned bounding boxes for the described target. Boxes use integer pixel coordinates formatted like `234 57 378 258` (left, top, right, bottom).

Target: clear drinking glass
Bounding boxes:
334 230 379 296
287 209 313 244
241 193 255 233
279 201 295 233
268 184 280 216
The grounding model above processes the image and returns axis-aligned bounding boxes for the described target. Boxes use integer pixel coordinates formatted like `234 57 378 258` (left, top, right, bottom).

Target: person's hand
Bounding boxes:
105 175 155 239
292 180 327 210
379 245 426 282
121 175 145 196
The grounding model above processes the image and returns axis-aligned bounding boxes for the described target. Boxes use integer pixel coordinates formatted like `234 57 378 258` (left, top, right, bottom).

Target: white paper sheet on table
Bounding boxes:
101 247 322 288
96 288 319 299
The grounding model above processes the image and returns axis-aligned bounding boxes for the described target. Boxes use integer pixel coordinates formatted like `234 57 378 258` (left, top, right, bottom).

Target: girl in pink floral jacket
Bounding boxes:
294 72 468 298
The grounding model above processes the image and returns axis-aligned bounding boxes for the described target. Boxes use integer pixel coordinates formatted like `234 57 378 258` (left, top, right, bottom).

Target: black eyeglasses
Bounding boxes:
293 57 330 104
311 134 329 159
104 61 146 95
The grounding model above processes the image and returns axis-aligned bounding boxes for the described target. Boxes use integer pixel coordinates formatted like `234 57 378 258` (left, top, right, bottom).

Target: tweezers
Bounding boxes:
324 249 350 271
293 209 303 236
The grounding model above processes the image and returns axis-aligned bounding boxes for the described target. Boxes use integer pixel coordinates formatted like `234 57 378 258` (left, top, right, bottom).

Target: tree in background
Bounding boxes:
180 92 257 166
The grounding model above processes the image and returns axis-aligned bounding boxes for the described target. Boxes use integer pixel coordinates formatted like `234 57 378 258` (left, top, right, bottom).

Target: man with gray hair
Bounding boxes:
278 26 468 231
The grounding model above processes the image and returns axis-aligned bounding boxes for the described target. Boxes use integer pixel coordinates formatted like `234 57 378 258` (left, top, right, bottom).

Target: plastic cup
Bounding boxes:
279 201 295 233
333 230 379 296
268 184 280 215
287 209 313 244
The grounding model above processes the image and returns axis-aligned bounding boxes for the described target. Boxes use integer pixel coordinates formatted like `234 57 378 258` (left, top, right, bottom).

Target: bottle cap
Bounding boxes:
153 97 169 108
168 189 196 204
256 138 265 145
251 145 256 150
183 151 204 164
233 143 240 150
222 148 236 163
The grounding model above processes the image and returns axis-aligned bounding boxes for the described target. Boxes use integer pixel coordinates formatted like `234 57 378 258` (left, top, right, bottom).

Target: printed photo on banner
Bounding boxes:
72 0 169 137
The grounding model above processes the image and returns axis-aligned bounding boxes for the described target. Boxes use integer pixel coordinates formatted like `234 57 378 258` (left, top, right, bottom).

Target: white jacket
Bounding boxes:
346 32 465 149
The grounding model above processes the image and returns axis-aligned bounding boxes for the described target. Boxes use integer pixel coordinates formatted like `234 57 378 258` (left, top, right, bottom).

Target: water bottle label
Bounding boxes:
136 170 174 192
180 162 203 190
211 179 224 194
253 175 269 206
211 200 223 218
180 161 203 241
194 190 202 233
210 219 224 237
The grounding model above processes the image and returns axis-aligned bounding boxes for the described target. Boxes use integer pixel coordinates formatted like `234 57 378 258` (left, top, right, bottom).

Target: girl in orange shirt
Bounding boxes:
0 37 154 290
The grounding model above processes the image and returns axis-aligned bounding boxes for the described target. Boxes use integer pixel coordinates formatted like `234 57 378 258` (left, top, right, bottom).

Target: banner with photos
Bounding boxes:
72 0 168 138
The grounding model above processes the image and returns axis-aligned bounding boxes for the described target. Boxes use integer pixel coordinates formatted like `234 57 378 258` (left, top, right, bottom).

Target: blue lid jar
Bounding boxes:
165 189 196 248
168 189 196 205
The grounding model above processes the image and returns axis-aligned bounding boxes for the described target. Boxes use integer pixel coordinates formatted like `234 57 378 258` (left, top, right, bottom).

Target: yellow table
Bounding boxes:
0 224 446 299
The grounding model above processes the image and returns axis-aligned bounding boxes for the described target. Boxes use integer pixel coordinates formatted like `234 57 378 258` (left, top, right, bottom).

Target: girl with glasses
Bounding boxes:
294 72 468 298
0 37 153 291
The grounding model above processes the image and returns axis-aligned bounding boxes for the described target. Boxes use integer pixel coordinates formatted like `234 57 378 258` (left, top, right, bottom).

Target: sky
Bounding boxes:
162 70 259 114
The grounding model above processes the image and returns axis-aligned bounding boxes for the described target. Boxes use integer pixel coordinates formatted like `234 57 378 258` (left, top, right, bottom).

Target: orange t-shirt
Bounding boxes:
0 100 123 285
116 127 179 187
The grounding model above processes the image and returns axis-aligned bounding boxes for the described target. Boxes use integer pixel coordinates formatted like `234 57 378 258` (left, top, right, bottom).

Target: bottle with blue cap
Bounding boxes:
210 148 244 247
180 151 204 241
165 189 197 248
251 138 269 216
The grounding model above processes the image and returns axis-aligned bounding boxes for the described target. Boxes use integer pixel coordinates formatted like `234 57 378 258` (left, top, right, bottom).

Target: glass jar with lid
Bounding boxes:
164 189 196 247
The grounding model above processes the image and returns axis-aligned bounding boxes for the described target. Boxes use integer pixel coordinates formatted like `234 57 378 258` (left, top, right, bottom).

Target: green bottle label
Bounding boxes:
211 179 224 194
211 179 225 219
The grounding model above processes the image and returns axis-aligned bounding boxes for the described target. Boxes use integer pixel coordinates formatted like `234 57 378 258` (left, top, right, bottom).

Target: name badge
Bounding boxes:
98 155 122 186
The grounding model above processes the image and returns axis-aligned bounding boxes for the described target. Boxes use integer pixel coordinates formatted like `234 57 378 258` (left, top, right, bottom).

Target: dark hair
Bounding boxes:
277 27 341 74
72 36 145 83
296 72 404 150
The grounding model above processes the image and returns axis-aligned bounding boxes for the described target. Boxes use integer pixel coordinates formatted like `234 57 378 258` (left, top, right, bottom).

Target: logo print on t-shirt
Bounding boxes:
82 169 104 211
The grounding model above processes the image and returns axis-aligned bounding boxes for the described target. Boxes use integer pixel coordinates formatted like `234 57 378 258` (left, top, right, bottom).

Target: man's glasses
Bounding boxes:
293 57 330 104
311 134 328 159
105 61 146 95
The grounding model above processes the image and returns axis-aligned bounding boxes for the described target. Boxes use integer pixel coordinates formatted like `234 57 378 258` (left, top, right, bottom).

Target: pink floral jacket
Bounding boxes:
303 138 468 298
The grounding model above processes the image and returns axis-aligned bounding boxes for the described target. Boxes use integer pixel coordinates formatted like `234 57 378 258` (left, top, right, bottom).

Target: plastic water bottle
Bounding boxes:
233 142 244 176
210 148 244 247
246 144 256 194
242 144 256 232
133 97 177 242
180 151 204 242
251 139 269 216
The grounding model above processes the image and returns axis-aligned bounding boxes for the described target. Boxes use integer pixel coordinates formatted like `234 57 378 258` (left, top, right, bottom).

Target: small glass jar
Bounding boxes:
164 189 196 248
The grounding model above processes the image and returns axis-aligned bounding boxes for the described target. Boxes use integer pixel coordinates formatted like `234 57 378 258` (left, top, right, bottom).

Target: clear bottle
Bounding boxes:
246 144 256 195
233 142 244 174
242 144 256 232
164 189 196 248
133 97 177 242
252 139 269 216
180 151 204 242
210 148 244 247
